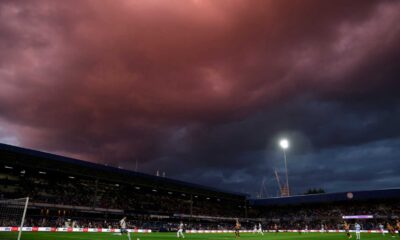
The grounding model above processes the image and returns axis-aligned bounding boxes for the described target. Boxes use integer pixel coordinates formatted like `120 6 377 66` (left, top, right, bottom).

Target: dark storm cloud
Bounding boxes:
0 0 399 196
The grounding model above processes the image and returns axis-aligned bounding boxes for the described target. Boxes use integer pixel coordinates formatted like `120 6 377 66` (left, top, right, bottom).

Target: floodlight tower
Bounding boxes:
279 139 290 196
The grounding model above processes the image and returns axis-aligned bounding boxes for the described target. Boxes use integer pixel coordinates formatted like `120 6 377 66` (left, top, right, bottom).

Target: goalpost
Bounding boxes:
0 197 29 240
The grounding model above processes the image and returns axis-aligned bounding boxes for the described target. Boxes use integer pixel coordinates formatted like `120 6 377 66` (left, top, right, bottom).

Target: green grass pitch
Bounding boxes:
0 232 393 240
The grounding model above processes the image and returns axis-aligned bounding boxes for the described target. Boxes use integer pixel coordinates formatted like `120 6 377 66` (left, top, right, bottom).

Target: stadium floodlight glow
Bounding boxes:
279 138 290 196
194 195 198 198
4 165 13 169
152 189 157 192
168 192 173 195
135 186 140 190
38 171 46 175
68 176 75 179
279 139 289 149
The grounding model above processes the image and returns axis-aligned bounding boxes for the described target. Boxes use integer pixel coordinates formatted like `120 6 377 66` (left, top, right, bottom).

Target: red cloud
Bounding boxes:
0 0 399 168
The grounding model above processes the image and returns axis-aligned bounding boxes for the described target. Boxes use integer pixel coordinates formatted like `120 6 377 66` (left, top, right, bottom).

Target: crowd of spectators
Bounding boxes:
0 167 245 218
1 167 399 231
257 201 400 230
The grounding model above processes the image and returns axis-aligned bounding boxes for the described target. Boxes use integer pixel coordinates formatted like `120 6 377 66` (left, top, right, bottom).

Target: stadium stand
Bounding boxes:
251 191 400 230
0 143 252 230
1 143 399 231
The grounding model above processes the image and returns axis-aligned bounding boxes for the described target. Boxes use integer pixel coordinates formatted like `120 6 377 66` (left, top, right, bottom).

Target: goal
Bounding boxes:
0 197 29 240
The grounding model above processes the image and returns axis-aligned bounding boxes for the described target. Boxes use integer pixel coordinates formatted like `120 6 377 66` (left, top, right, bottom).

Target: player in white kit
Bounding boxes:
120 217 131 240
177 221 185 238
257 223 264 235
355 222 361 240
379 223 385 236
253 224 257 233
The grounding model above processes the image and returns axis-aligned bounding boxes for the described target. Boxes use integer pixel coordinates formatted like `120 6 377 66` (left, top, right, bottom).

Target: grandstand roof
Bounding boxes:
250 188 400 206
0 143 247 199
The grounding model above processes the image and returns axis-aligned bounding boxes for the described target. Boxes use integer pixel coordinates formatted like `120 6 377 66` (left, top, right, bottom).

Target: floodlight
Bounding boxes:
279 139 289 149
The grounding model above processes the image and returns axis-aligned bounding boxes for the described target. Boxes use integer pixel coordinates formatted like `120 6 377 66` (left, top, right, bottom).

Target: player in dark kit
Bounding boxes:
297 223 302 234
344 221 352 239
396 220 400 237
234 219 241 238
387 223 395 237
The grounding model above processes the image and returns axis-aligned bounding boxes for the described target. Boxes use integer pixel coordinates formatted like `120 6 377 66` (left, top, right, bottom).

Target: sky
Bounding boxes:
0 0 400 197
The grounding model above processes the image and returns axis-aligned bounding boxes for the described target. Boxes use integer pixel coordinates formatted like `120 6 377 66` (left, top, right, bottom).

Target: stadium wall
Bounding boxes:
185 230 398 233
0 227 151 233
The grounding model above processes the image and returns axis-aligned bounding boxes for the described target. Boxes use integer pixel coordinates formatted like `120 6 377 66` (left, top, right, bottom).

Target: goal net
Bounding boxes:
0 197 29 240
